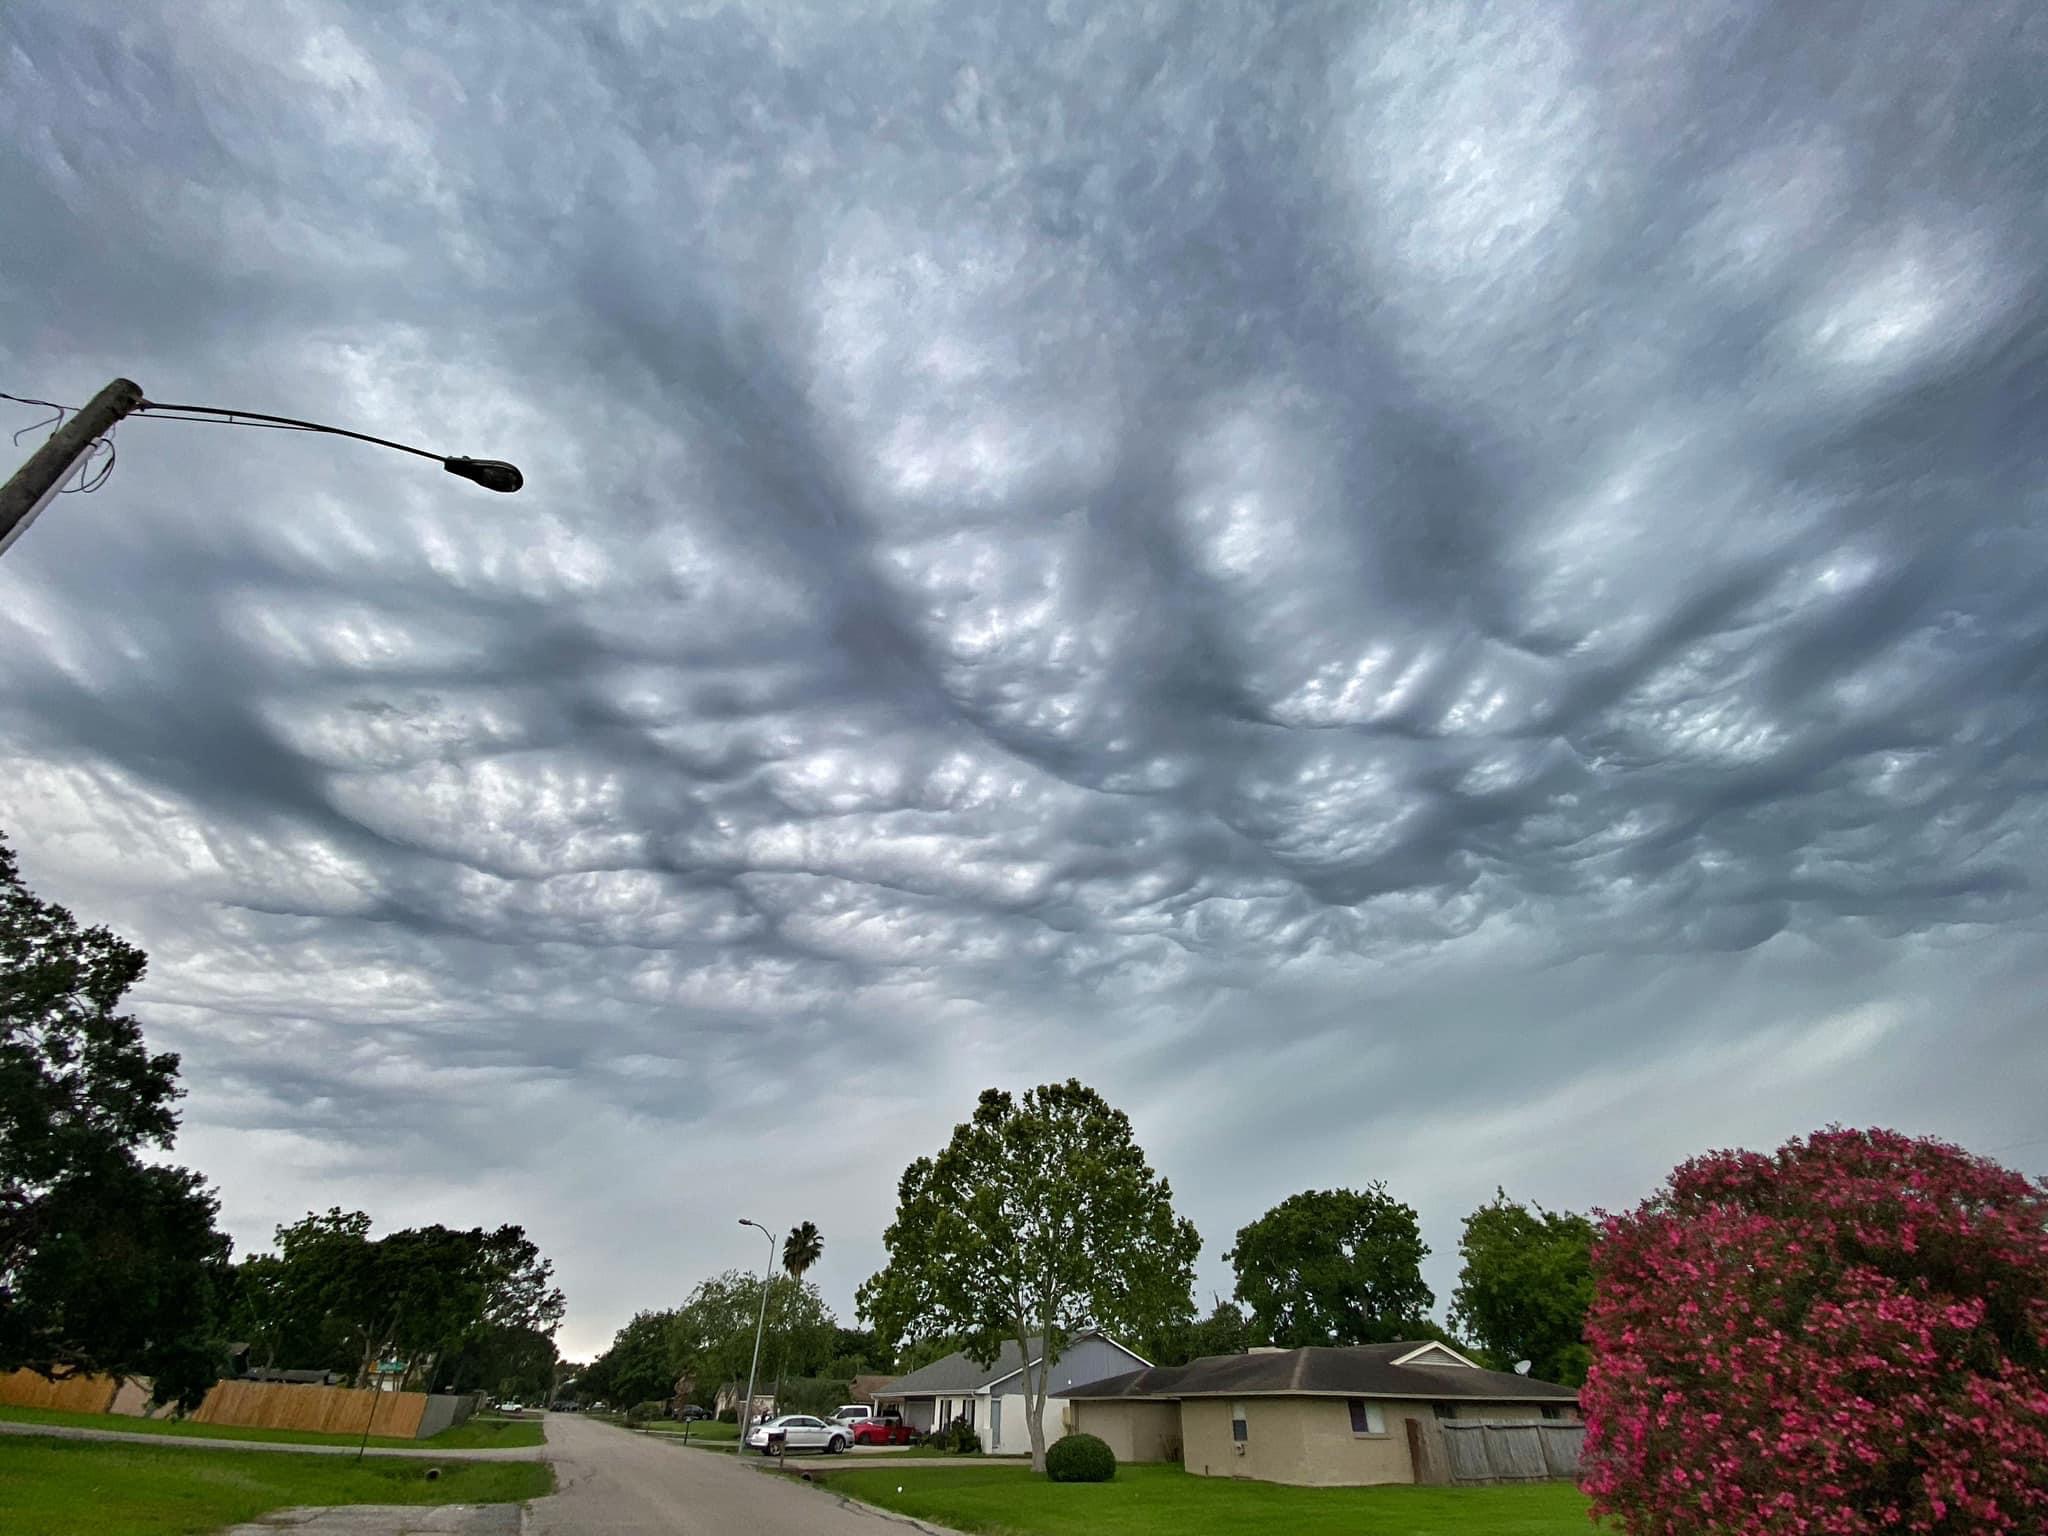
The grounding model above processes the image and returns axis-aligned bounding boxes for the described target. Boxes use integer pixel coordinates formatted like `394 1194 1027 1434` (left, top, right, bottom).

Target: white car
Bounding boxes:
831 1404 876 1425
744 1413 851 1455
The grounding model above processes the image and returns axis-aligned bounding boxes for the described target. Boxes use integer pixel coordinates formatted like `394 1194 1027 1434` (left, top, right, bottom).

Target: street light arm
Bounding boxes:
136 399 448 464
134 399 523 492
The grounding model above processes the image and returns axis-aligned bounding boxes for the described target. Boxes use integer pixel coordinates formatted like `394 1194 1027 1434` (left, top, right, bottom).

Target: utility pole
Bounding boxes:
0 378 142 557
738 1217 776 1451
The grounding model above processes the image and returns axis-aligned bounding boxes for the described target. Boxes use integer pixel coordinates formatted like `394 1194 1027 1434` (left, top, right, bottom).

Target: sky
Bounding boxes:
2 1 2045 1365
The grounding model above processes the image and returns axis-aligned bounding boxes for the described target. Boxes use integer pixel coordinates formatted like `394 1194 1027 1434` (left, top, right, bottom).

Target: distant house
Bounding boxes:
845 1374 896 1410
713 1381 776 1419
877 1332 1151 1456
1059 1340 1581 1486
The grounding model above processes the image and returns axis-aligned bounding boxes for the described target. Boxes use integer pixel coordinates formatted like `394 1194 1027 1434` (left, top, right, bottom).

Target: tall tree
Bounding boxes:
858 1081 1201 1472
1226 1185 1434 1347
1449 1190 1594 1386
1146 1295 1253 1367
0 834 230 1407
772 1222 824 1408
669 1268 836 1407
583 1308 679 1407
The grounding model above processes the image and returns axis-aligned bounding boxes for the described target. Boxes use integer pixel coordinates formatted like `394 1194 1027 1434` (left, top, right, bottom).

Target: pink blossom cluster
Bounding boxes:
1581 1127 2048 1535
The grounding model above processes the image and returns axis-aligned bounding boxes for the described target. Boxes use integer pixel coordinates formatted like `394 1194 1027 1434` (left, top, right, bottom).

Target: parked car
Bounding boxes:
497 1401 524 1416
744 1414 851 1455
849 1412 913 1447
677 1404 710 1421
831 1404 875 1424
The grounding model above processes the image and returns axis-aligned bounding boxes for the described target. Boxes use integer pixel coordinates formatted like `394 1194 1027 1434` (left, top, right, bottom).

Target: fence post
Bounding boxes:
1405 1415 1452 1485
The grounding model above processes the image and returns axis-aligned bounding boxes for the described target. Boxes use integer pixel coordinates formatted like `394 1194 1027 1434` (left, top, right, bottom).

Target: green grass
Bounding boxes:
0 1402 544 1450
824 1462 1600 1535
634 1418 739 1440
0 1434 553 1536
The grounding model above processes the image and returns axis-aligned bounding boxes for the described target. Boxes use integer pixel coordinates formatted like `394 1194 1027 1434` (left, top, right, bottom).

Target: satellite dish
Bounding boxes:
1513 1360 1533 1375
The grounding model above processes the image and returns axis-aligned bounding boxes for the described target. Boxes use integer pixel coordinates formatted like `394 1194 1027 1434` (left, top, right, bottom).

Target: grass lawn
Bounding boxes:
0 1402 544 1450
824 1462 1601 1535
635 1418 739 1440
0 1434 554 1536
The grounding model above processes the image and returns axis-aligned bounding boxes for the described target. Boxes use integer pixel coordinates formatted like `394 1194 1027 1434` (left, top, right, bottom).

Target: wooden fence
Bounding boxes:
0 1368 119 1414
1 1370 447 1439
1406 1416 1584 1485
191 1380 429 1438
1437 1419 1584 1483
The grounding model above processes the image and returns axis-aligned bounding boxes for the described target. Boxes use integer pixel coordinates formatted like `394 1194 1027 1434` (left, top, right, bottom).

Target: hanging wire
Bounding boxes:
1 387 120 494
2 389 69 445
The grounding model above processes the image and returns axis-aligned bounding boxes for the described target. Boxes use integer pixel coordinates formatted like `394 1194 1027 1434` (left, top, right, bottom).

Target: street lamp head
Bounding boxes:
443 456 523 493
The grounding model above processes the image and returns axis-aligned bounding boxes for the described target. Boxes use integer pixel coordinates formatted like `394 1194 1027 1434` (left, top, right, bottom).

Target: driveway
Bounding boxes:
525 1411 929 1535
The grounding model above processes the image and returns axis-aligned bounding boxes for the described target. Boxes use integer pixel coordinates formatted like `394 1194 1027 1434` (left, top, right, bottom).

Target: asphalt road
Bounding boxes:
526 1413 923 1535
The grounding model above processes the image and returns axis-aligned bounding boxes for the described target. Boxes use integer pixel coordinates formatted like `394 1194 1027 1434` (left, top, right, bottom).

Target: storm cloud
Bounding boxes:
3 1 2045 1355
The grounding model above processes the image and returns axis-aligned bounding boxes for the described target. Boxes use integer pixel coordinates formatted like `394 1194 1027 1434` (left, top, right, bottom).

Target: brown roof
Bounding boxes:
1058 1342 1579 1404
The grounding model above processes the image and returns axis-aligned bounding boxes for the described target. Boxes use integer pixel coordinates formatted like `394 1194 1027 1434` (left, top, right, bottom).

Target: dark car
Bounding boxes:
677 1404 710 1421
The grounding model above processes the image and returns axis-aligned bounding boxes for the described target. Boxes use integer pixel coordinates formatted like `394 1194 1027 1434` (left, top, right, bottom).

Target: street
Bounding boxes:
524 1414 922 1535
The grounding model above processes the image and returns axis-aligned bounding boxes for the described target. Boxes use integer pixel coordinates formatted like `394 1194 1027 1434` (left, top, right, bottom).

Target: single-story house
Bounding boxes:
845 1374 896 1410
876 1332 1151 1457
1058 1340 1581 1487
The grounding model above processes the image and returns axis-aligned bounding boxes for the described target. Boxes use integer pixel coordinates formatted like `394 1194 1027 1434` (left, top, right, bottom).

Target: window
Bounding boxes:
1432 1403 1457 1421
1231 1400 1248 1443
1347 1399 1385 1435
1541 1406 1564 1421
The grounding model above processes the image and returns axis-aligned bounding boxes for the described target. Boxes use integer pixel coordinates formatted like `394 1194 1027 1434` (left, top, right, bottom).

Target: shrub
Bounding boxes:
1045 1432 1116 1483
1582 1127 2048 1535
928 1416 983 1454
716 1407 738 1423
626 1400 666 1424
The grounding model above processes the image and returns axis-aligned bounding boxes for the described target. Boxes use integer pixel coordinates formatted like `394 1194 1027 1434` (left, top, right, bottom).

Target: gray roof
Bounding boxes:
1059 1342 1580 1404
878 1337 1049 1397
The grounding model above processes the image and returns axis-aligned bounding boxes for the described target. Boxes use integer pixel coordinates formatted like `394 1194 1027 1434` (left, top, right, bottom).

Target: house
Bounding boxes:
876 1332 1151 1457
713 1382 776 1419
1057 1340 1581 1487
845 1373 896 1410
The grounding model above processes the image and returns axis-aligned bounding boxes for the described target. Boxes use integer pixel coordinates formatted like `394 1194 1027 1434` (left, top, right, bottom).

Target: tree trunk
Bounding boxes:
1019 1325 1047 1474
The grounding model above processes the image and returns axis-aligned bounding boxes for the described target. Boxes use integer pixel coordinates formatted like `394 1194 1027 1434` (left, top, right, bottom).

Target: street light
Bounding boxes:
738 1217 777 1449
0 377 523 559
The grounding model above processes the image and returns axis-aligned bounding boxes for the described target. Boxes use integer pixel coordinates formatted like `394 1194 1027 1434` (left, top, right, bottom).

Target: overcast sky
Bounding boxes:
4 2 2045 1364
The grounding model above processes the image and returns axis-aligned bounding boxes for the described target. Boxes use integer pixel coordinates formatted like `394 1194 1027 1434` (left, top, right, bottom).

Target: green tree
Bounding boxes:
825 1325 889 1377
1449 1190 1594 1386
584 1308 678 1407
893 1333 964 1374
231 1211 565 1392
1226 1185 1434 1347
857 1081 1201 1473
1146 1295 1253 1366
0 834 230 1407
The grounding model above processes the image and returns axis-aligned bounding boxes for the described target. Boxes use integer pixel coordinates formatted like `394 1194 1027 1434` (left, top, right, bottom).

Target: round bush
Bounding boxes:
1045 1432 1116 1483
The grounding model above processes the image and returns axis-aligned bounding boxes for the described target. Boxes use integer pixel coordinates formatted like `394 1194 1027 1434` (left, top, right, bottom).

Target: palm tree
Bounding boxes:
773 1222 824 1413
783 1221 823 1281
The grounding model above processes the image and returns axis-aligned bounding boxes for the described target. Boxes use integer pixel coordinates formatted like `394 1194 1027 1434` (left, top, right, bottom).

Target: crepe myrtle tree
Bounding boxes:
858 1081 1200 1473
1582 1128 2048 1536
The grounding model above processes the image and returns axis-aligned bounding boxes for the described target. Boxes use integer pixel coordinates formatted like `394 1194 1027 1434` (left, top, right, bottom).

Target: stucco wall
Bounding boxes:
1071 1400 1183 1463
1180 1396 1416 1486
